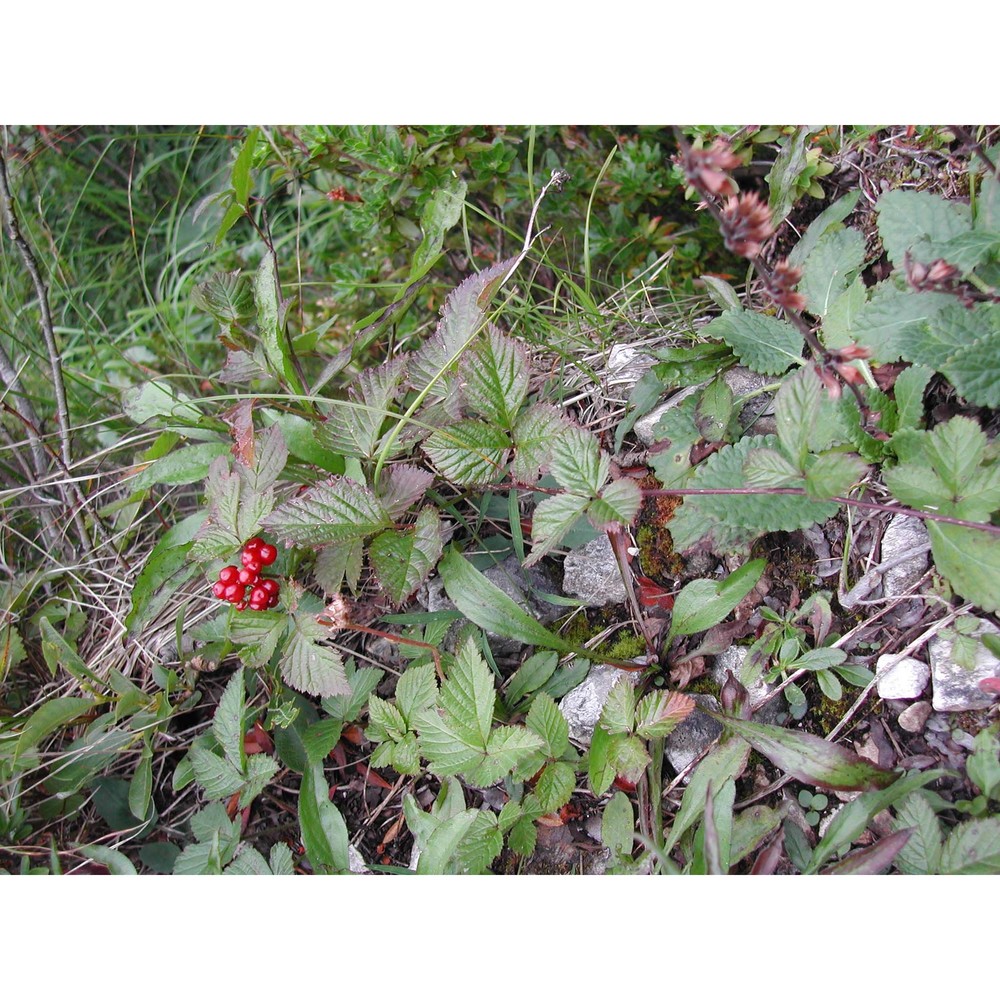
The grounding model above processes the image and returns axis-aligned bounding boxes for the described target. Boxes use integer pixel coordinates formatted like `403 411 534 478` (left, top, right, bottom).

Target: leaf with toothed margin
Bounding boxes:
423 420 510 485
377 464 434 517
263 477 390 546
524 492 591 568
369 507 443 604
280 612 349 698
588 478 642 530
462 326 530 431
318 358 406 459
511 404 569 485
550 425 610 495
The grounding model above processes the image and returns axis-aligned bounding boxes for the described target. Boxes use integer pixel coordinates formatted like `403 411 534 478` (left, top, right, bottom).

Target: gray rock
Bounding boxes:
897 701 933 733
664 695 724 778
348 845 371 874
881 514 930 598
562 534 627 606
633 386 700 446
928 617 1000 712
559 664 640 745
875 654 930 700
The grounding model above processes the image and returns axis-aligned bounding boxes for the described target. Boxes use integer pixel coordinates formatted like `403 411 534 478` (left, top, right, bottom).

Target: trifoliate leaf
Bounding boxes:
511 403 569 485
423 419 510 486
280 613 349 697
550 425 610 495
702 310 803 376
464 726 544 788
369 506 443 604
415 707 485 777
463 326 530 430
927 521 1000 613
524 491 591 567
588 477 642 530
799 228 866 318
876 189 972 267
263 477 390 546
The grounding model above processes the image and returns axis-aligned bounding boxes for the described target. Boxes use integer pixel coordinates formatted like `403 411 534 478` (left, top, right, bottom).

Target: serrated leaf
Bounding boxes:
776 365 823 469
510 404 569 485
466 726 544 788
550 425 610 495
254 254 296 387
391 732 422 775
703 311 803 376
804 452 869 500
439 547 573 653
213 667 245 772
892 792 943 874
938 314 1000 409
366 695 408 743
313 539 364 595
263 477 390 546
634 690 696 739
300 761 350 872
588 723 616 795
377 463 435 517
439 638 497 749
463 327 529 430
968 728 1000 800
648 396 701 487
939 817 1000 874
799 228 866 318
821 276 867 349
320 359 405 459
281 613 349 697
423 419 510 486
193 270 256 327
927 521 1000 613
667 435 839 553
664 737 751 854
229 612 284 668
225 845 272 875
600 677 637 735
412 176 467 278
237 424 288 495
588 478 642 530
894 364 932 431
602 790 635 860
240 752 279 808
608 734 650 784
877 189 972 267
669 559 765 639
850 282 953 362
788 190 862 268
415 706 484 777
743 447 802 488
535 761 576 813
923 230 1000 273
525 693 569 758
452 810 504 874
395 663 438 728
189 745 245 799
369 507 443 604
524 491 591 567
709 712 897 791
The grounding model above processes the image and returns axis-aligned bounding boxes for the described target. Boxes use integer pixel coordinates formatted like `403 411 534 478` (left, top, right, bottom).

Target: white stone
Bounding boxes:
880 514 930 598
875 654 930 700
562 534 627 606
897 701 933 733
559 664 640 744
929 617 1000 712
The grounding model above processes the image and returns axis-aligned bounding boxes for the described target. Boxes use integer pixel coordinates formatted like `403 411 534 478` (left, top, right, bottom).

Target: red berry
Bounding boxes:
243 537 264 554
267 594 279 609
223 582 243 602
212 581 227 599
235 599 248 611
250 585 268 605
241 551 262 574
218 565 240 584
238 567 259 586
260 578 279 597
258 543 277 565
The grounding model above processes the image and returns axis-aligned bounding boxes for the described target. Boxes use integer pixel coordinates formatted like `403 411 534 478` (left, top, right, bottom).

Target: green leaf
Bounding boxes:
369 507 443 604
79 845 138 876
439 547 573 653
281 613 349 697
698 275 743 312
588 724 616 796
453 811 504 874
213 667 246 773
730 803 783 865
634 690 696 739
820 828 914 874
776 366 823 469
508 814 538 857
821 277 867 348
893 364 933 431
511 404 569 485
788 190 861 268
927 521 1000 613
254 254 297 388
850 282 952 362
240 753 279 808
128 744 153 821
423 419 510 486
799 228 866 318
525 693 569 758
319 359 405 460
550 425 610 495
128 442 231 491
534 761 576 813
415 810 479 874
225 845 273 875
668 559 765 639
121 379 202 426
237 423 288 495
13 697 94 763
804 452 869 500
263 477 390 546
439 638 497 749
814 667 843 702
967 728 1000 800
703 310 803 376
647 396 701 487
189 745 245 799
412 177 467 279
463 327 530 430
524 491 591 567
504 651 559 710
766 126 810 225
192 270 256 327
366 695 408 743
923 230 1000 273
608 734 650 784
300 761 350 873
602 790 635 861
876 189 972 267
600 677 637 735
709 712 897 791
588 478 642 530
922 415 989 496
939 817 1000 874
664 736 751 854
667 435 839 552
892 792 943 874
395 663 438 728
742 447 801 489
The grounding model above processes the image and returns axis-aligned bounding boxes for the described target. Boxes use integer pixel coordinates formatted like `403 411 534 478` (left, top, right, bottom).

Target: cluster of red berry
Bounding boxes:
211 537 280 612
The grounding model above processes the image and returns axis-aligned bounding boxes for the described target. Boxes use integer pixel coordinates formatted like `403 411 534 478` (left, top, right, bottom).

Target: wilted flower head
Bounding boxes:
317 594 352 631
720 192 774 258
678 138 741 197
765 259 807 313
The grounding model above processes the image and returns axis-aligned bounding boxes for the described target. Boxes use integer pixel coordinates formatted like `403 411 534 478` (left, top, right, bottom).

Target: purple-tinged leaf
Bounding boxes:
819 828 913 875
263 477 390 546
378 463 434 517
369 507 444 605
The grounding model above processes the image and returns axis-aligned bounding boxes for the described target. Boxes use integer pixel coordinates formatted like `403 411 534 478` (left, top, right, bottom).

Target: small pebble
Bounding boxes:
897 701 932 733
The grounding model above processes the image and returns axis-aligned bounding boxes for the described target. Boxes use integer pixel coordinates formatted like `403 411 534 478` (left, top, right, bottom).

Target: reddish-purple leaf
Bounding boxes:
819 828 913 874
